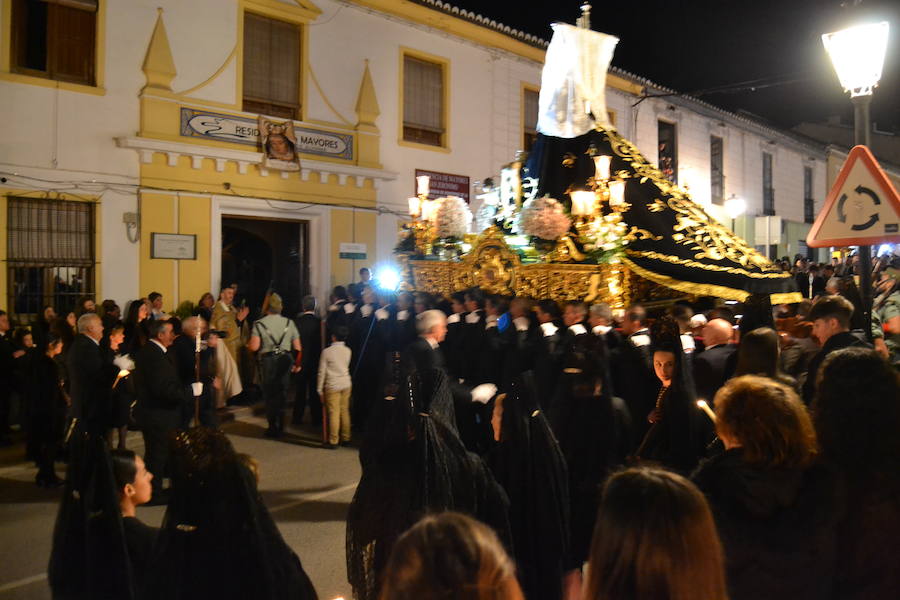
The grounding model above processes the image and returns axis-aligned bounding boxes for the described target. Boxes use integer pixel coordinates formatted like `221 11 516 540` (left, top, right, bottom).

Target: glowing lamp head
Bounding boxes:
376 267 401 291
416 175 430 197
822 21 889 97
408 197 421 218
724 195 746 220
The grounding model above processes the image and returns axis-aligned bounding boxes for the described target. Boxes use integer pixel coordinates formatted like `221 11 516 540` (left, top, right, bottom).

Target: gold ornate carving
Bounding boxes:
405 229 635 309
604 128 778 272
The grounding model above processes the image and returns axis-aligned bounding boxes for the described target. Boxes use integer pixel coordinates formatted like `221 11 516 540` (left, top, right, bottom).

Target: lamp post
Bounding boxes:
724 194 746 235
822 20 889 340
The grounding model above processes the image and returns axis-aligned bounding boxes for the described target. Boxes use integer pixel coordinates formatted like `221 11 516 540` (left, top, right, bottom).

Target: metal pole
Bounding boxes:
853 94 873 341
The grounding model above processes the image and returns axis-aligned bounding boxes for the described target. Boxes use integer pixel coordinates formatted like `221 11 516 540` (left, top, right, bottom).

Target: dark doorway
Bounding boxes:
221 216 309 319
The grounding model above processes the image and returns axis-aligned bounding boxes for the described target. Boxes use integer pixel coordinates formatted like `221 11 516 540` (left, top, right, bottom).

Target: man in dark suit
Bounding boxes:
67 313 114 437
533 299 564 411
610 305 654 439
692 318 737 404
403 310 496 452
460 288 487 383
134 319 191 503
293 295 323 426
802 295 870 405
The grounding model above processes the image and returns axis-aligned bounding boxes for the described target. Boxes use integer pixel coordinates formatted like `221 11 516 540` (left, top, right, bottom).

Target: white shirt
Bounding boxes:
568 323 588 335
593 324 612 336
465 310 483 324
151 339 167 354
317 341 352 394
447 313 461 325
397 310 410 322
513 317 530 332
540 322 559 337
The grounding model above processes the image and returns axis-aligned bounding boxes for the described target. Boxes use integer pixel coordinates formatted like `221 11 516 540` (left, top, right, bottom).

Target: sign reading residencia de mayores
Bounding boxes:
179 107 354 161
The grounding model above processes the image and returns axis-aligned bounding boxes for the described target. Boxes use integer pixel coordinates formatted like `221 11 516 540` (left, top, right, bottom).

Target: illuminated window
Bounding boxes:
658 121 677 183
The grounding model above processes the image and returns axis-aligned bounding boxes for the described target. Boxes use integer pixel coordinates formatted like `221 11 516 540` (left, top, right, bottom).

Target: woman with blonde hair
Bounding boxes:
692 375 839 600
584 467 727 600
379 512 523 600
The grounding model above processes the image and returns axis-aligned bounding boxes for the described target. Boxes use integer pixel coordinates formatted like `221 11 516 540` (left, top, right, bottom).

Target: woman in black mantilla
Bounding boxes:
346 367 511 600
487 372 570 600
549 336 632 594
141 427 318 600
634 329 708 474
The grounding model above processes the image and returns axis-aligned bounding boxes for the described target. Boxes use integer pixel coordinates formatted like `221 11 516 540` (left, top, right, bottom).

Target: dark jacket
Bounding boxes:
692 450 840 600
67 334 114 433
133 342 188 412
693 343 737 404
295 312 322 371
801 331 870 405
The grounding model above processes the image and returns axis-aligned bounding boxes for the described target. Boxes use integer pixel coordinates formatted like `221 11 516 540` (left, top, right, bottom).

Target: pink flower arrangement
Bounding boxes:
517 195 572 241
433 196 472 240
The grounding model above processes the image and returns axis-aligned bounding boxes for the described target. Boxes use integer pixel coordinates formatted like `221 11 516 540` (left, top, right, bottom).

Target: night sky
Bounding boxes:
449 0 899 131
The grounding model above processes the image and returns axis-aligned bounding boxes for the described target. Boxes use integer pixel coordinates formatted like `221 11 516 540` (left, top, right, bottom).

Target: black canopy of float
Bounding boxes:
524 127 801 304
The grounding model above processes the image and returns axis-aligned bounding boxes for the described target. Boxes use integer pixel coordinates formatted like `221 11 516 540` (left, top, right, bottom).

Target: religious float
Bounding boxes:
394 6 801 309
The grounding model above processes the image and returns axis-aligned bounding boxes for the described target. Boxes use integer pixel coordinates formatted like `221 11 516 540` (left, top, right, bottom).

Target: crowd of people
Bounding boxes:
1 256 899 599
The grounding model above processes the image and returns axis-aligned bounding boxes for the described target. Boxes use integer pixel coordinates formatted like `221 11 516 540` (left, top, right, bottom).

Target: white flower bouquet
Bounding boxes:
433 196 472 240
517 195 572 241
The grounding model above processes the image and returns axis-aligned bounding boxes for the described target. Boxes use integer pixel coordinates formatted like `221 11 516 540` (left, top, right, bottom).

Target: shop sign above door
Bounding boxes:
179 107 354 161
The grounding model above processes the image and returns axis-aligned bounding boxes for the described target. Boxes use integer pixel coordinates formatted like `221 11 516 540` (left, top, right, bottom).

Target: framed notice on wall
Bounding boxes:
151 233 197 260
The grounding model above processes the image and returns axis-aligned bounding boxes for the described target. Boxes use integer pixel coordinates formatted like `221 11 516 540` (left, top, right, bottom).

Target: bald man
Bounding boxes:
693 318 736 404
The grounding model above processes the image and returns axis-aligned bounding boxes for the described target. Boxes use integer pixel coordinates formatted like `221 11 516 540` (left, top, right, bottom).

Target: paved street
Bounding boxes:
0 413 361 600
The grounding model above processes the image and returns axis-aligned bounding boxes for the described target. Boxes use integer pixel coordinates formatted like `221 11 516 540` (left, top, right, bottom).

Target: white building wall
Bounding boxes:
1 0 833 311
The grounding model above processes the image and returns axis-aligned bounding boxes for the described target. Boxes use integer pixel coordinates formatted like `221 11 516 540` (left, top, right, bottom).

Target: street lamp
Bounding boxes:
822 20 889 340
724 194 746 233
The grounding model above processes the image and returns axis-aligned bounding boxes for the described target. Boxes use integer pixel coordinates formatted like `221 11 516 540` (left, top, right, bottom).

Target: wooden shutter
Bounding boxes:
403 56 444 146
243 13 300 119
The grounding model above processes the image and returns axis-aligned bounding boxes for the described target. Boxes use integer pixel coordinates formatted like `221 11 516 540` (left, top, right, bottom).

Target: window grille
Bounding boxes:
7 197 95 324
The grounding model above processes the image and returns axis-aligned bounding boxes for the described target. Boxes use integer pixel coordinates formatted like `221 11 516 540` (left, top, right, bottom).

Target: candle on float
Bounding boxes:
408 197 421 218
696 400 716 422
195 327 201 352
570 190 595 216
608 180 626 207
594 155 611 181
416 175 430 197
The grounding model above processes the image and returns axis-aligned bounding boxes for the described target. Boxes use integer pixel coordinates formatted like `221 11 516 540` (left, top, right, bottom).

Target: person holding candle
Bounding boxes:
633 328 707 474
170 316 219 429
691 375 839 600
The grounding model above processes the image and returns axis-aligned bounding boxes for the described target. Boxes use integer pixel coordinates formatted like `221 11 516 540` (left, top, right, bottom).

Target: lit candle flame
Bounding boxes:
696 399 716 422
